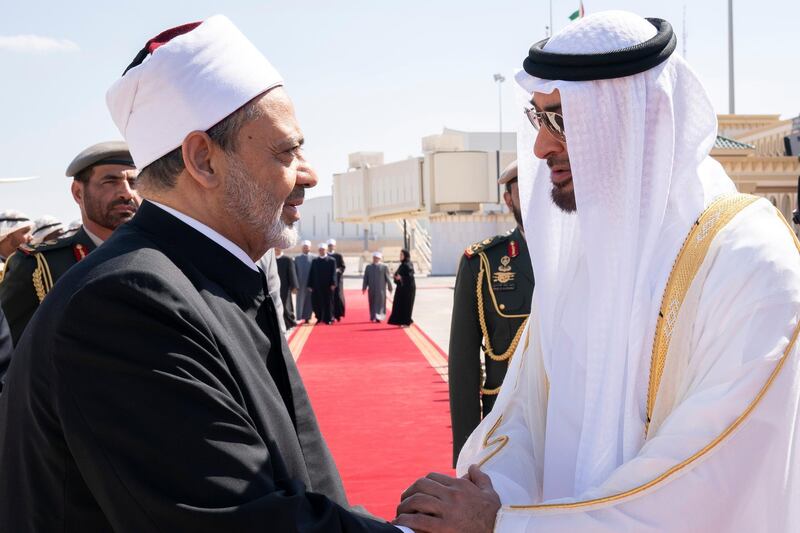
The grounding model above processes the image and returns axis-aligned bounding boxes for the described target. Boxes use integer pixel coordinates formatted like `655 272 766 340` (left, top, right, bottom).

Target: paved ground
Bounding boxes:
342 275 456 354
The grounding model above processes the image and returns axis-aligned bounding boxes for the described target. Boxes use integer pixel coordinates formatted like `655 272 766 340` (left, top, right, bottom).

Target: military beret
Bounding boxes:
498 160 518 185
65 141 135 177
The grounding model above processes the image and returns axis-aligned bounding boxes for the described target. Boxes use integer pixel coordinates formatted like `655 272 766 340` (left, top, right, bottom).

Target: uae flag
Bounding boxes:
569 1 585 20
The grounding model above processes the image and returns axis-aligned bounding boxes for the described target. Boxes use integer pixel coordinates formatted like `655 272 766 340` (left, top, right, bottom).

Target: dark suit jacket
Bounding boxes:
330 251 346 275
276 254 299 302
0 201 396 533
309 255 337 290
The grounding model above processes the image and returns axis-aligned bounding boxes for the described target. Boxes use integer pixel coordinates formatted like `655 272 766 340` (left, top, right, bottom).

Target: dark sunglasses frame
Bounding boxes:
524 107 566 142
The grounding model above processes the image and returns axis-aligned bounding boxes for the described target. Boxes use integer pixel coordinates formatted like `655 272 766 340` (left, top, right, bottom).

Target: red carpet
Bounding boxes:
296 289 454 520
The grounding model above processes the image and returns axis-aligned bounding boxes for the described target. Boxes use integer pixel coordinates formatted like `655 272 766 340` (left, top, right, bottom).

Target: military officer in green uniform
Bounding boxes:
448 160 534 465
0 141 139 344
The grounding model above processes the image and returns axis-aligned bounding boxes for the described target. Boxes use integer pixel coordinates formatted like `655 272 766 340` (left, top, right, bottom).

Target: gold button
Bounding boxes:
499 304 506 310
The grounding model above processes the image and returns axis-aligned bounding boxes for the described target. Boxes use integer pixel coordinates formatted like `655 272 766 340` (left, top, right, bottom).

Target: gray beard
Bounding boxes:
223 158 298 250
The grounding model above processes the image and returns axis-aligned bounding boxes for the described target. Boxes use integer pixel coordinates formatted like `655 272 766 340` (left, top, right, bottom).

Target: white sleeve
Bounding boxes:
493 211 800 532
496 331 800 532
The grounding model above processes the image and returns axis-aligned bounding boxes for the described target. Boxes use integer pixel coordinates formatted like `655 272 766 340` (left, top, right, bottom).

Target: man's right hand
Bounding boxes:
394 466 500 533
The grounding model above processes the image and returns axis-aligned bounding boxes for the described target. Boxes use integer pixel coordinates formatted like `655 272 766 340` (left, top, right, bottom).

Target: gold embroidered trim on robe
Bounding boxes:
502 197 800 512
645 193 759 434
477 415 509 468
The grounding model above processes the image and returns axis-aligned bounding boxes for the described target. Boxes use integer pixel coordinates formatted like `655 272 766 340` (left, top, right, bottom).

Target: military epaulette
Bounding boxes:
463 230 514 258
29 236 75 253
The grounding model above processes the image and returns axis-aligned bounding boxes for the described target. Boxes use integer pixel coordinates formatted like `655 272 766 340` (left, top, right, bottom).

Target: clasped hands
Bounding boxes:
393 465 501 533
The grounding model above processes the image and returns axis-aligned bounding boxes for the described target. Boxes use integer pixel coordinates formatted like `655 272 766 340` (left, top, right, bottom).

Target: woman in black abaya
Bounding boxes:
388 249 416 327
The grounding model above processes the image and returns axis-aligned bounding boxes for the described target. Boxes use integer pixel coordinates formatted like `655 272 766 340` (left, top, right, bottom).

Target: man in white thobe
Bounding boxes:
395 11 800 533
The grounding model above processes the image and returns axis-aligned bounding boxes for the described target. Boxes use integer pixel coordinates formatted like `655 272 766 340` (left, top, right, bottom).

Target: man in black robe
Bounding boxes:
309 242 337 324
0 16 402 533
275 248 298 330
328 238 346 320
0 307 11 388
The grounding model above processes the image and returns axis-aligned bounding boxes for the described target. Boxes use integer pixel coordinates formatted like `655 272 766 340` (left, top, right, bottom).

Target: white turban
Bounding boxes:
318 243 327 250
327 238 336 246
0 210 33 241
372 251 383 259
511 10 735 494
60 220 82 238
301 240 312 247
30 216 65 245
106 15 283 169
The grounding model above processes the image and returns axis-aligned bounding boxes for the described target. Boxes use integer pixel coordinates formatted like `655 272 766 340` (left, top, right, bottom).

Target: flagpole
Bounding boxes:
728 0 735 113
682 4 688 58
549 0 553 37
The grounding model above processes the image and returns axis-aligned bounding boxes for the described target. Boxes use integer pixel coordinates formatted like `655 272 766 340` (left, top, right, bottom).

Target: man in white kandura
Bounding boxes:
395 11 800 533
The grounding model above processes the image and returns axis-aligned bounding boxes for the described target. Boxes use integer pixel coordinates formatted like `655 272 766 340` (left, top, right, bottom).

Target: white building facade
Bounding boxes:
333 117 800 275
296 195 405 254
333 128 517 275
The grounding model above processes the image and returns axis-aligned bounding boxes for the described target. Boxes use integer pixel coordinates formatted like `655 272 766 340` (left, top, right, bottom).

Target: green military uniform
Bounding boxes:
0 228 96 344
0 140 133 347
448 226 534 465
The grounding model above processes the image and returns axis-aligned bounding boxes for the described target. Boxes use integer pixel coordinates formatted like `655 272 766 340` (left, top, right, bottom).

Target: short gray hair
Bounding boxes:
136 99 265 192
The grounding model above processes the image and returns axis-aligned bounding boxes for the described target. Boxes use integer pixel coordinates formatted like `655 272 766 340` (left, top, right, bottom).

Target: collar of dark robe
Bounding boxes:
129 201 264 308
127 201 298 424
523 18 677 81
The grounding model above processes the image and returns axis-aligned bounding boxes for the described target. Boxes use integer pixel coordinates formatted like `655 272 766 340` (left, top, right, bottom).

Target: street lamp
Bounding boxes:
493 73 505 203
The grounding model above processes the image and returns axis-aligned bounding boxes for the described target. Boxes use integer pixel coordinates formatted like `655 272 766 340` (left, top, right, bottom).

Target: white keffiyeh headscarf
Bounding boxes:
0 210 33 242
514 11 735 496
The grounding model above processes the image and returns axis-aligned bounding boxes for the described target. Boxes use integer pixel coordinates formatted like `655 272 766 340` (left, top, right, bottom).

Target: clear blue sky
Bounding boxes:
1 0 798 223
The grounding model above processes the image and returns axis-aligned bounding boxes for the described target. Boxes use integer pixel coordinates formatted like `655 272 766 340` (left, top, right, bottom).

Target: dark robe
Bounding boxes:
388 260 416 326
309 254 337 324
330 251 346 319
0 201 396 533
276 254 298 330
0 306 11 391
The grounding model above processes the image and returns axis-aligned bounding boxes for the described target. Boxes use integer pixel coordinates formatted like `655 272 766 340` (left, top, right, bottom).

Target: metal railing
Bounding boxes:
396 219 432 274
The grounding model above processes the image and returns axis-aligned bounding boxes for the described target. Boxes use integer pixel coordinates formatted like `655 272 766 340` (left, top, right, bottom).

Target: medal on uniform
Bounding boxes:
508 240 519 258
492 255 516 285
73 244 88 262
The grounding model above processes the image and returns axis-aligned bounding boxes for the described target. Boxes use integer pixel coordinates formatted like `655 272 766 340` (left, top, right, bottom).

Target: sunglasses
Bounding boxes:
524 107 566 142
